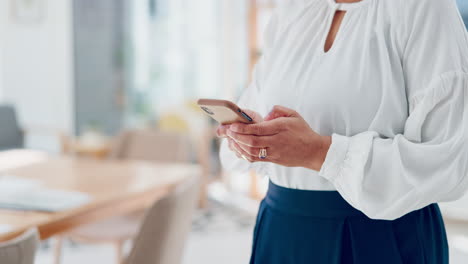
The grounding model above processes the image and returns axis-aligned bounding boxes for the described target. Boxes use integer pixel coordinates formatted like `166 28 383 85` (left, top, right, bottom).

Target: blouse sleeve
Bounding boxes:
219 11 280 173
318 0 468 220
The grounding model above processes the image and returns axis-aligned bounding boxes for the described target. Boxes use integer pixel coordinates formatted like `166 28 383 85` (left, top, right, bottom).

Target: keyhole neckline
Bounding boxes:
326 0 372 11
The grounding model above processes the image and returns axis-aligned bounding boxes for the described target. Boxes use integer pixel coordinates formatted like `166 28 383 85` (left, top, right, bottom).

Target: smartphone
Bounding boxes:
197 99 254 125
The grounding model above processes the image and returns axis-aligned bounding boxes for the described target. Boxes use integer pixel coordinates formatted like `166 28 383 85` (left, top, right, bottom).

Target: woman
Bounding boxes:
217 0 468 263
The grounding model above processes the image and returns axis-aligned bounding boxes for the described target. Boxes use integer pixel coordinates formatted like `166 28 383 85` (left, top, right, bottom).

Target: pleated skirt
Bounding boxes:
250 181 449 264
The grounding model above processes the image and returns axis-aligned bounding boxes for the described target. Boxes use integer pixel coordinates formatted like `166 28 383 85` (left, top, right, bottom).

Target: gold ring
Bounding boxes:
259 148 268 159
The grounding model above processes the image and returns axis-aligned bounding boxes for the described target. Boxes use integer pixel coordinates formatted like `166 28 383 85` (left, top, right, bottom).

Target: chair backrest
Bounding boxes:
108 130 191 163
126 175 200 264
0 228 39 264
0 105 24 150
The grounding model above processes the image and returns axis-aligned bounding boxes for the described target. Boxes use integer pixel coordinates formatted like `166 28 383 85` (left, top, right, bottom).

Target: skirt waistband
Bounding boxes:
265 181 366 218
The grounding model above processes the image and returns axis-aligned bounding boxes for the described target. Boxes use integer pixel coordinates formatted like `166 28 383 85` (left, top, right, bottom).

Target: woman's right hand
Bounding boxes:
217 107 295 162
216 109 263 138
216 109 263 161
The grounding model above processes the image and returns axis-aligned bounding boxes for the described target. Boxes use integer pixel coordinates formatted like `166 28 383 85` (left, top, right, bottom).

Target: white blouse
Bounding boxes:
220 0 468 220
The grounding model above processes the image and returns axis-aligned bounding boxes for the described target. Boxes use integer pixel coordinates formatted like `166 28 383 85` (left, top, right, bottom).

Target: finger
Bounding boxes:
231 140 266 163
242 109 263 123
231 140 255 161
228 138 238 153
228 139 243 159
228 139 251 161
229 120 283 136
236 142 263 157
264 110 289 121
266 105 300 120
229 138 276 161
216 125 230 138
226 130 271 147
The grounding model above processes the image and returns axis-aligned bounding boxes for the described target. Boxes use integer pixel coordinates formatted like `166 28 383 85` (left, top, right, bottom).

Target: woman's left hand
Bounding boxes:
226 105 332 171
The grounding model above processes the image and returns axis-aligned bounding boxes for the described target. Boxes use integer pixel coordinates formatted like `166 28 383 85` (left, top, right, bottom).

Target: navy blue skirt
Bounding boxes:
250 181 449 264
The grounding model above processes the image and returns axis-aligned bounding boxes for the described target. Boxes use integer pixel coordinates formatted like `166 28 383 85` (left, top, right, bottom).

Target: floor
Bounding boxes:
36 201 255 264
35 230 253 264
35 201 468 264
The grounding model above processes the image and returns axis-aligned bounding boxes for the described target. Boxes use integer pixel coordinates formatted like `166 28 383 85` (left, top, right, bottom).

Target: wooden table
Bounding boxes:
0 156 200 242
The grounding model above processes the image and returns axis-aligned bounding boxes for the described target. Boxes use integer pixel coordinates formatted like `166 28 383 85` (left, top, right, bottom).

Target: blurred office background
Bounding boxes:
0 0 467 263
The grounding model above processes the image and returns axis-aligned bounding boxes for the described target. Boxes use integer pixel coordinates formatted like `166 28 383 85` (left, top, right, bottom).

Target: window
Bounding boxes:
126 0 249 126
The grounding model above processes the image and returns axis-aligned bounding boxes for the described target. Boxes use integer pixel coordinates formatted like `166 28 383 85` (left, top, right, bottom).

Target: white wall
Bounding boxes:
0 0 74 152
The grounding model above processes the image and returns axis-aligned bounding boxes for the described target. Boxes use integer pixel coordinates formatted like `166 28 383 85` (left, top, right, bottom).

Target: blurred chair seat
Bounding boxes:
54 129 192 264
108 129 191 163
0 228 39 264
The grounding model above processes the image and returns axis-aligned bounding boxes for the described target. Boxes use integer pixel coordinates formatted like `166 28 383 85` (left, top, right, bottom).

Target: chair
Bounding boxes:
108 130 191 163
125 175 200 264
0 228 39 264
54 129 193 264
0 104 62 153
0 105 24 150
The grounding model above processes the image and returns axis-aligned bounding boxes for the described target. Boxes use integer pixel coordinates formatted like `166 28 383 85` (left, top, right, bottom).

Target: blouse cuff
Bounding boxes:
319 131 378 182
318 133 350 181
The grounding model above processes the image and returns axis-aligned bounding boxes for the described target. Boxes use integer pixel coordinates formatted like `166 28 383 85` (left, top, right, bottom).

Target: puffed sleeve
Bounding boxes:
219 11 280 173
318 0 468 220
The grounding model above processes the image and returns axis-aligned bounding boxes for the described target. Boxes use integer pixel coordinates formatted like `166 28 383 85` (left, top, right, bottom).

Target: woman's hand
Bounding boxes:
216 109 264 138
216 109 266 161
225 105 332 171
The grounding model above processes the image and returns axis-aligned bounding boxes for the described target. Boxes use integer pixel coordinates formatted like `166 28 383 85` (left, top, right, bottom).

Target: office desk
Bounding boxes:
0 156 200 242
